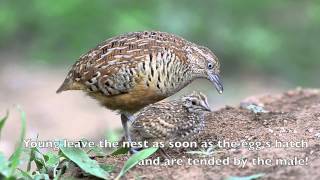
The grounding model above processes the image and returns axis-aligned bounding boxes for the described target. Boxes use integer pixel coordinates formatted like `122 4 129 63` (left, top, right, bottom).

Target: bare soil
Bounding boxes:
62 88 320 180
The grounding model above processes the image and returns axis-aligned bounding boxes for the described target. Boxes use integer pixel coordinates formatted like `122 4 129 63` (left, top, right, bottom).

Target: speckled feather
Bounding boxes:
130 92 211 146
57 31 220 113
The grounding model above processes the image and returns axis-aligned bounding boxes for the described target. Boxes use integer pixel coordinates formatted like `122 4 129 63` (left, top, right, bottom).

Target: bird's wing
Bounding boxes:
57 31 189 96
173 114 205 140
131 101 180 139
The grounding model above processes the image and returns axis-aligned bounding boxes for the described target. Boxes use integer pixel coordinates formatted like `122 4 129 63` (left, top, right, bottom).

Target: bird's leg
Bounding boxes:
127 115 136 123
130 148 142 154
121 113 140 154
121 114 132 143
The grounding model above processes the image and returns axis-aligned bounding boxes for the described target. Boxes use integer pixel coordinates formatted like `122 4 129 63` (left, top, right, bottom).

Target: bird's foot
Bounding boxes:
130 147 142 154
159 148 171 160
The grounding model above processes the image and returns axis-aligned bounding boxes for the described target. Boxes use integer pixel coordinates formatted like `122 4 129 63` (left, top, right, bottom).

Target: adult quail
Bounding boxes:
56 31 223 142
130 91 211 149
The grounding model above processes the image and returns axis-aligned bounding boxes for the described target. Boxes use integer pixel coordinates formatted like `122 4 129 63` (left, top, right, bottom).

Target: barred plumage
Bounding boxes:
56 31 223 143
130 92 211 147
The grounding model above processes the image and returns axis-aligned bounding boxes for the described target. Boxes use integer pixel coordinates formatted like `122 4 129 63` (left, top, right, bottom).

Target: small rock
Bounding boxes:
307 128 314 133
280 127 286 133
245 104 268 114
310 150 314 155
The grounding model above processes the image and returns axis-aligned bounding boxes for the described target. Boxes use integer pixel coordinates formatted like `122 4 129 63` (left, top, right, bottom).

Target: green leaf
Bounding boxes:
0 152 10 177
87 146 107 157
8 107 26 177
33 174 50 180
105 130 121 143
44 151 60 168
44 151 61 177
99 164 115 173
27 147 45 172
115 147 159 180
226 173 265 180
59 146 109 179
33 147 47 170
111 147 130 156
0 111 9 138
17 169 33 180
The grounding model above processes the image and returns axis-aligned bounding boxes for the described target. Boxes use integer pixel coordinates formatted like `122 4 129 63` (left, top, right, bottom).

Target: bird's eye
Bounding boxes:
207 62 214 69
191 101 196 105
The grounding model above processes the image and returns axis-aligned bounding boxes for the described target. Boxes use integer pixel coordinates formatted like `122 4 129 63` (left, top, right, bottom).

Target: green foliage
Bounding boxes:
0 110 62 179
0 152 11 179
86 146 107 157
8 108 26 176
99 164 115 174
26 147 60 178
115 147 159 180
0 110 159 179
0 109 26 179
0 0 319 85
59 145 110 179
0 111 8 138
111 147 130 156
105 129 122 144
0 109 56 179
226 173 265 180
17 169 34 180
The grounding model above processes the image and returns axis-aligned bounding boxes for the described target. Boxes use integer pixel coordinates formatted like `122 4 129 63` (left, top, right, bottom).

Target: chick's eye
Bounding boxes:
207 62 214 69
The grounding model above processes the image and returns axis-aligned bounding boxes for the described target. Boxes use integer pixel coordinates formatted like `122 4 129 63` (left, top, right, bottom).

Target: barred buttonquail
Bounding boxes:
56 31 223 142
130 91 211 148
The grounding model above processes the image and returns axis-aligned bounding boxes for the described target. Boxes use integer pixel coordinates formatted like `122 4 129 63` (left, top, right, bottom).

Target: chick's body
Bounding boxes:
130 92 211 147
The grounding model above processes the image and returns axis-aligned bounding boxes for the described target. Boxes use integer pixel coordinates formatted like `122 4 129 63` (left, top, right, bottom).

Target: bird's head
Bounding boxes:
182 91 211 114
184 45 223 94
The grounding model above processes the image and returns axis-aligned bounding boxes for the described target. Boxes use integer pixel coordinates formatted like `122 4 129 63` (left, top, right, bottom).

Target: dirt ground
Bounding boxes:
62 88 320 180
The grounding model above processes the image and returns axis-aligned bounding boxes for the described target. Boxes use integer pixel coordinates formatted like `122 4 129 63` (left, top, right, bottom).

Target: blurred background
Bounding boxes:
0 0 319 156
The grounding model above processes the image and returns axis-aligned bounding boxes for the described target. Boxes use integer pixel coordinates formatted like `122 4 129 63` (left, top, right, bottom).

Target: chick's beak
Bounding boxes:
200 101 212 112
209 74 224 94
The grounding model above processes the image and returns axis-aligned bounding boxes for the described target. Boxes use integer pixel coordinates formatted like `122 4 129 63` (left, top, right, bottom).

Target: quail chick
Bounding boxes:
130 91 211 150
56 31 222 142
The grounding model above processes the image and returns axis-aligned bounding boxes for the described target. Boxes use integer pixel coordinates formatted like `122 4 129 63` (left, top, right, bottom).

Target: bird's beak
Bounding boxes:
200 100 212 112
209 74 224 94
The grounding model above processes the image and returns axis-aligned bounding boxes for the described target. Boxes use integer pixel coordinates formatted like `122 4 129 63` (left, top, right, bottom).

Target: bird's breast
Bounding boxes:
136 50 193 96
